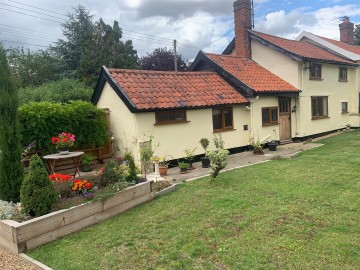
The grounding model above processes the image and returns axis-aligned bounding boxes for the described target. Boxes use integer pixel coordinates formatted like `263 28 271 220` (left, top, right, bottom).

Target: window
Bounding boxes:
341 102 348 113
155 110 187 125
212 108 233 132
262 107 278 126
339 67 348 81
309 63 322 80
311 96 328 119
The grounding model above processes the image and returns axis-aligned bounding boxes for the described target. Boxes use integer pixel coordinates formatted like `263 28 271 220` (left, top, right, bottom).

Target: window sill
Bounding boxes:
154 121 190 126
311 116 329 120
338 79 348 82
309 78 323 81
341 111 349 114
262 122 279 127
213 128 236 134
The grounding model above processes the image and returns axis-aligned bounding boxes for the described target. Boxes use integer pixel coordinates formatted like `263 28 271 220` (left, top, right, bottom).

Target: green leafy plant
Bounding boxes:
199 138 210 155
140 135 159 178
124 153 138 184
184 148 197 166
98 160 118 187
18 101 109 151
20 154 57 216
178 161 189 169
206 135 229 181
81 153 95 165
18 78 93 104
249 137 264 155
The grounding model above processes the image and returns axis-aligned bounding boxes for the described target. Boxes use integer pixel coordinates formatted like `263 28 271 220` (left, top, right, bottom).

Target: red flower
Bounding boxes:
84 182 93 190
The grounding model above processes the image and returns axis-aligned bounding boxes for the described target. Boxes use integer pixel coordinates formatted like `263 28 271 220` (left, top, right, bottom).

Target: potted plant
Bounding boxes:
268 140 278 151
80 153 94 172
178 161 189 174
249 137 264 155
159 155 172 176
51 132 76 154
184 148 197 170
199 138 210 168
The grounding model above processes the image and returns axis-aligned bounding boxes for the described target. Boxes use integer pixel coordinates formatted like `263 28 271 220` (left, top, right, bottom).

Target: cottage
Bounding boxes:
92 0 359 163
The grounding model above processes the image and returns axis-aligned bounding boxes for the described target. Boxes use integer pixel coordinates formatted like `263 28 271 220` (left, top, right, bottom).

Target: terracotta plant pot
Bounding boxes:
159 166 168 176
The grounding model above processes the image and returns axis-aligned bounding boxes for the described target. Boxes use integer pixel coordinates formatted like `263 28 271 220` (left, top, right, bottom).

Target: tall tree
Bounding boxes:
7 48 61 88
138 47 188 71
0 44 24 202
354 24 360 46
52 5 94 78
52 6 138 86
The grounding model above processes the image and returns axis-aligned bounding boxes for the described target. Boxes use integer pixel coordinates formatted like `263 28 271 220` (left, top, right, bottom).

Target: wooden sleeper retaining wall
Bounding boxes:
0 181 154 254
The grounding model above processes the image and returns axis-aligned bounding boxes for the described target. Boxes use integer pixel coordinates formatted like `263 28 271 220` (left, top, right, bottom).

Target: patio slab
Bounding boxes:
162 142 323 184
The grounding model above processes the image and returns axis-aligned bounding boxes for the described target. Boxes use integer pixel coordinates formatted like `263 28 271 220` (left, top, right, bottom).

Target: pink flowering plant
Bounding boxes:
51 132 76 149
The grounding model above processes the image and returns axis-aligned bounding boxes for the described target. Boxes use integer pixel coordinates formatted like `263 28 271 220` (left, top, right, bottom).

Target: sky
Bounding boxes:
0 0 360 61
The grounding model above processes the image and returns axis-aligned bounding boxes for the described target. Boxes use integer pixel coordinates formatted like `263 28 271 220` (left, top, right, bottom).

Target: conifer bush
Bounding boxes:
0 45 24 202
20 155 57 217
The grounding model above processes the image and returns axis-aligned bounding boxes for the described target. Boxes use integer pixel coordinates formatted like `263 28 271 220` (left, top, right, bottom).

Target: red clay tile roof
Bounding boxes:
250 30 356 65
107 68 248 110
205 53 299 93
316 36 360 55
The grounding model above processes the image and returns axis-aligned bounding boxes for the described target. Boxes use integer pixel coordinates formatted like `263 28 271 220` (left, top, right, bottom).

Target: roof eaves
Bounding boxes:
249 31 303 62
196 51 255 97
91 66 139 113
135 102 249 113
222 38 235 55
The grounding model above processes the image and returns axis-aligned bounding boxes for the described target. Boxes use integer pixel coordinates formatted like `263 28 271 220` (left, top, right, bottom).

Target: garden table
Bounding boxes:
43 151 84 177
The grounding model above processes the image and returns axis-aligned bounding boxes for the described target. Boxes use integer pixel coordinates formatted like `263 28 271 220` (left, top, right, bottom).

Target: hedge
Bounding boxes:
18 78 93 105
18 101 109 151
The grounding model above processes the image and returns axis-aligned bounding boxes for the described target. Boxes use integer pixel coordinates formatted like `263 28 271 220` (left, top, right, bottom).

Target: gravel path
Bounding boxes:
0 247 37 270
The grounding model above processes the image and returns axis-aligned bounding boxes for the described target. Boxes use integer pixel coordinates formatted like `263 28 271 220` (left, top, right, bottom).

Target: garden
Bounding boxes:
24 130 360 270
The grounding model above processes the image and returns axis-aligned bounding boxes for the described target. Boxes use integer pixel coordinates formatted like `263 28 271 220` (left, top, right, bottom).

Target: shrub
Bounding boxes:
0 46 24 202
0 200 17 220
124 153 138 184
98 160 118 187
18 101 109 151
206 135 229 181
20 155 57 217
18 78 93 104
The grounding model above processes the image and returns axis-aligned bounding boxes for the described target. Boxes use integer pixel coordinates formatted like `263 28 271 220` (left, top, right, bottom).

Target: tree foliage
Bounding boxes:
6 48 61 89
138 47 188 71
355 24 360 46
52 6 139 86
0 45 24 202
18 78 93 104
20 154 57 217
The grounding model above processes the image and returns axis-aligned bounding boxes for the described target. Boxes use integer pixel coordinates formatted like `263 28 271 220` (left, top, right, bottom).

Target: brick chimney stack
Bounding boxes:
339 16 355 45
233 0 252 59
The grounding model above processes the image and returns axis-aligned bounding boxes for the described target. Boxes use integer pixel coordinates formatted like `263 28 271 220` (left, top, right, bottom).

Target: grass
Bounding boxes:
28 131 360 269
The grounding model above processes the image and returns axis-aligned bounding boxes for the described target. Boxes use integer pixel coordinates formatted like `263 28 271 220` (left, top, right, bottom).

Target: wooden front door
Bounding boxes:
279 98 291 141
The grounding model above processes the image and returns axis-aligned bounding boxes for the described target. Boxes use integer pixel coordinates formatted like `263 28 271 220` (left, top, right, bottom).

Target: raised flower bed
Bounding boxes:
0 181 154 254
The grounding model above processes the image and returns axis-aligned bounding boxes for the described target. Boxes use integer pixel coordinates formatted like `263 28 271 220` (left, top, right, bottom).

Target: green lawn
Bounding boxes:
28 131 360 270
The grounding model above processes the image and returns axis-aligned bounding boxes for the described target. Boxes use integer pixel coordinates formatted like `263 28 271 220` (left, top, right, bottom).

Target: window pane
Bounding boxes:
224 109 232 128
156 111 186 123
271 109 278 122
212 109 222 130
262 108 270 124
323 97 328 116
312 98 317 116
317 97 323 116
342 102 348 112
